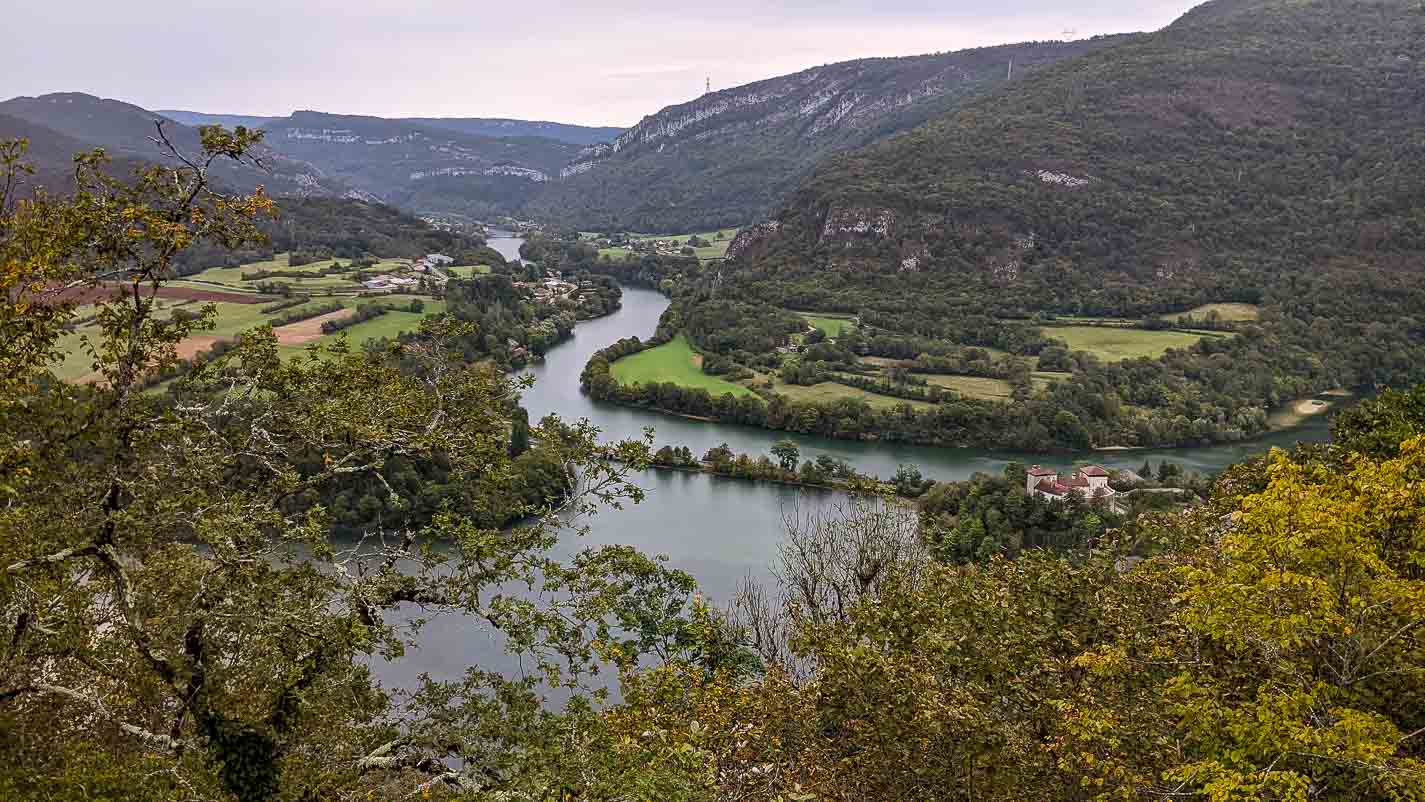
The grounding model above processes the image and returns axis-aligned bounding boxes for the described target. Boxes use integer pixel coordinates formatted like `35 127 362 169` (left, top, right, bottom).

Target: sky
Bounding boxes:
10 0 1199 127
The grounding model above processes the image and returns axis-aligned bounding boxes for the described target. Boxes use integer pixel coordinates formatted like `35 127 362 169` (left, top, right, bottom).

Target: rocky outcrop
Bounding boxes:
820 207 896 245
529 37 1129 232
554 38 1130 182
726 221 783 261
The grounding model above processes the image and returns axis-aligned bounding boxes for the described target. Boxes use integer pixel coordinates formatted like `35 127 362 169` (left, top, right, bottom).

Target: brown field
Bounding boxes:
174 335 227 360
273 309 353 345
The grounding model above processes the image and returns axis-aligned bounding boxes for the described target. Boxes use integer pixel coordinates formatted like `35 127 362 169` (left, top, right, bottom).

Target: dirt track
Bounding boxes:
273 309 354 345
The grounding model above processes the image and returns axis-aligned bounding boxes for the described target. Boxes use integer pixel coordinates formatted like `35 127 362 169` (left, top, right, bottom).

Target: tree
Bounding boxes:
892 464 928 497
770 438 800 472
0 132 699 799
509 404 531 457
702 442 734 469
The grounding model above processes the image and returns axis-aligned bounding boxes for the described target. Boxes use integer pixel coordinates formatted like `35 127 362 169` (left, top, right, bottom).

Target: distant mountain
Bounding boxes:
258 111 583 218
525 37 1131 233
0 112 150 194
159 111 622 147
0 93 346 198
157 110 275 129
403 118 623 147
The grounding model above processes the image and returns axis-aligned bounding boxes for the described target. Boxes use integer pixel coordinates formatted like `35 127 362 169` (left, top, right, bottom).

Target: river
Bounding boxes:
374 236 1332 689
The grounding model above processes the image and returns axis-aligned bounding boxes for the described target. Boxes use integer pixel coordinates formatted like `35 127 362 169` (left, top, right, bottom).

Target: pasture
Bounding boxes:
599 227 741 262
800 313 856 338
188 253 415 294
1042 325 1205 362
610 335 754 397
1170 303 1261 322
770 379 932 410
52 295 445 382
921 374 1017 401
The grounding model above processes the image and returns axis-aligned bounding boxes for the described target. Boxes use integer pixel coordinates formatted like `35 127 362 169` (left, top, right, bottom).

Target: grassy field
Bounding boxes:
769 379 932 410
52 295 445 381
610 335 753 397
1171 303 1261 322
189 253 413 293
801 313 856 338
444 264 492 278
1043 326 1205 362
921 374 1016 401
600 228 741 262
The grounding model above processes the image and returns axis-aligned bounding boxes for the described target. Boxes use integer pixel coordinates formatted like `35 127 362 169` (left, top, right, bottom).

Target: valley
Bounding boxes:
10 0 1425 798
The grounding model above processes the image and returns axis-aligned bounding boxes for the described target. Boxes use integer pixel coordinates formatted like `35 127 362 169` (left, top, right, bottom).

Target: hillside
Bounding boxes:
0 93 346 198
260 111 582 218
157 110 275 129
0 113 154 193
403 117 623 146
643 0 1425 451
161 110 622 147
738 0 1425 306
524 37 1130 232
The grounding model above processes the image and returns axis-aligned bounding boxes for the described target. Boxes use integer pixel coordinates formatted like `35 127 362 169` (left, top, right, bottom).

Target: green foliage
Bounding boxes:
672 0 1425 450
526 38 1128 232
0 134 698 800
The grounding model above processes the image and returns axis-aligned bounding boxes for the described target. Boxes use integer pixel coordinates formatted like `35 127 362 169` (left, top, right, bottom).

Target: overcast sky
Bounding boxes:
10 0 1198 127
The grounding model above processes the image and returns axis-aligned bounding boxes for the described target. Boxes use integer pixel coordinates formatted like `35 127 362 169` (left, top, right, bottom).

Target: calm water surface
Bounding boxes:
377 236 1331 687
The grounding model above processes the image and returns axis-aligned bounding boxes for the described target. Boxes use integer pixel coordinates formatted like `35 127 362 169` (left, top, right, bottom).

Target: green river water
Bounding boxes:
374 237 1331 689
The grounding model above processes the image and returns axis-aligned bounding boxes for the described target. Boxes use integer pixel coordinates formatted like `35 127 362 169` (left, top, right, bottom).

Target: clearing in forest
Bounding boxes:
610 335 753 397
1042 326 1205 362
800 313 857 338
1169 303 1261 322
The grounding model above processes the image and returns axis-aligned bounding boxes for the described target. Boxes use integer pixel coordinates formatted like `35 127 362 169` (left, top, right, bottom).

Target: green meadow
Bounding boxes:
610 335 753 397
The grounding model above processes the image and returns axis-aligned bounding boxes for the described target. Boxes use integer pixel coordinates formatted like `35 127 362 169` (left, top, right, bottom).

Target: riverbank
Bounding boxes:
1268 393 1347 430
516 280 1338 483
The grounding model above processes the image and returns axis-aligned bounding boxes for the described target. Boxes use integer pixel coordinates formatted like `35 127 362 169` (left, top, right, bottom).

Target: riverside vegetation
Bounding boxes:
10 1 1425 798
583 0 1425 452
10 126 1425 801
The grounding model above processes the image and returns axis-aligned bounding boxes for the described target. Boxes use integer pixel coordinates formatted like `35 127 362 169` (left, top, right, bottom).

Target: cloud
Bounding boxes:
3 0 1199 127
602 65 702 80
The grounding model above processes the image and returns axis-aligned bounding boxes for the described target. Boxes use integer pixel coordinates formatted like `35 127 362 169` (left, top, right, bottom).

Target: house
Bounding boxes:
426 253 455 266
1026 465 1117 505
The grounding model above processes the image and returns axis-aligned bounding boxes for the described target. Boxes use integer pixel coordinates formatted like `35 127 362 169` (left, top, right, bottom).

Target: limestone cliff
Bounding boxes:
527 36 1131 232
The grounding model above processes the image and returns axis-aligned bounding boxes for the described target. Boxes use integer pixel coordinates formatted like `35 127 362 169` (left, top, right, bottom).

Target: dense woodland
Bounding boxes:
10 60 1425 800
171 197 510 275
524 38 1129 233
10 1 1425 798
614 0 1425 450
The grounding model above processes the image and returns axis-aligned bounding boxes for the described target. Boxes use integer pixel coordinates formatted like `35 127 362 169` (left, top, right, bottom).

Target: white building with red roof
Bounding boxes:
1025 464 1117 506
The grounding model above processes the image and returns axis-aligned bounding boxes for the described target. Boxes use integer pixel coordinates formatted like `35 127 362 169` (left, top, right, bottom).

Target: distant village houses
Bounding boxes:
1026 465 1119 508
361 274 420 290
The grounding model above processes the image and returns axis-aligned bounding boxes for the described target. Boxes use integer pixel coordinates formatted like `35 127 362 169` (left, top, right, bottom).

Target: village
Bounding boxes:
358 252 606 310
359 253 455 291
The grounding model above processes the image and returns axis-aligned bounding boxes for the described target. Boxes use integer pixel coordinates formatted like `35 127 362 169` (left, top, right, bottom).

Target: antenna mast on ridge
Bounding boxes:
706 76 711 95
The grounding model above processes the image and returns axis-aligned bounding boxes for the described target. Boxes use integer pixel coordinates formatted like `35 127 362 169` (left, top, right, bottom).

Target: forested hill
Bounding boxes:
259 111 582 219
734 0 1425 311
0 93 347 198
0 108 503 273
159 110 623 147
170 197 508 275
524 37 1132 233
402 117 623 146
